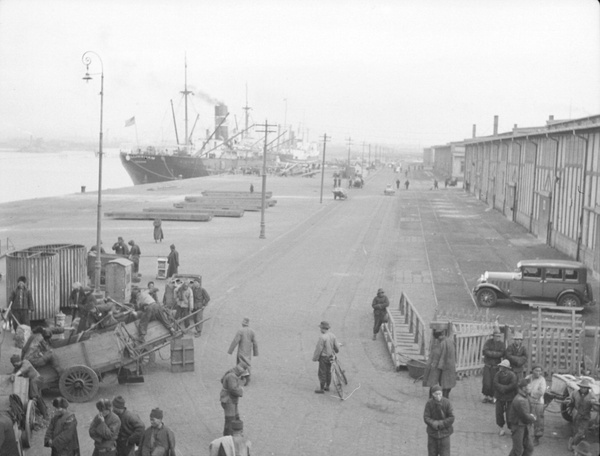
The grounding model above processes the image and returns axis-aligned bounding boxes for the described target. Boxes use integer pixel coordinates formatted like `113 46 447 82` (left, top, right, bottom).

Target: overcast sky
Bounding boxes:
0 0 598 149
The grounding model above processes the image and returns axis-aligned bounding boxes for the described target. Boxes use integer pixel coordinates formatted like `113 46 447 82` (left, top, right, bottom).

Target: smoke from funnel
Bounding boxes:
189 86 222 105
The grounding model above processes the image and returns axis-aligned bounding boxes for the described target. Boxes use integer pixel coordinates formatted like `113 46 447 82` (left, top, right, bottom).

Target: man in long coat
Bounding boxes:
423 330 456 398
371 288 389 340
505 332 528 381
44 397 80 456
8 275 34 330
424 385 455 456
166 244 179 278
493 359 518 436
508 379 536 456
112 396 145 456
220 362 248 436
228 318 258 383
481 329 505 403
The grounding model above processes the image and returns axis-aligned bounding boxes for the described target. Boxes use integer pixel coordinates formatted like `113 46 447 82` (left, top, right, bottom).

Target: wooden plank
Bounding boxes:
104 211 213 222
143 207 244 217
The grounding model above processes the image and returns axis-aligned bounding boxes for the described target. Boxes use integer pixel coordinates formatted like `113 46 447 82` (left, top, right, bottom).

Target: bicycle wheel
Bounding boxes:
334 359 348 385
331 367 344 400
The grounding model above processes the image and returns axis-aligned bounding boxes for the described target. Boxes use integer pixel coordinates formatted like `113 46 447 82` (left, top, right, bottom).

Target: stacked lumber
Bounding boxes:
143 207 244 218
184 195 277 207
104 211 213 222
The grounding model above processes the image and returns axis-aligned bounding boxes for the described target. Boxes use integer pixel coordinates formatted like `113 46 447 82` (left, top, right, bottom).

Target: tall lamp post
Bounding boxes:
81 51 104 294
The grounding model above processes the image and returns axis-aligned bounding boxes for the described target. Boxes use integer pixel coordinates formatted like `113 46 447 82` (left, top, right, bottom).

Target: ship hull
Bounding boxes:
120 151 210 185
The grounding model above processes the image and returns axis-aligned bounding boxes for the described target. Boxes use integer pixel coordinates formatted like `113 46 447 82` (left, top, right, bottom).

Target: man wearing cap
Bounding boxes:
68 281 85 319
128 240 141 275
174 281 193 326
371 288 390 340
209 419 251 456
424 384 455 456
112 236 129 256
112 396 145 456
493 359 518 436
508 378 536 456
90 398 121 456
45 397 79 456
76 286 99 333
506 332 528 381
166 244 179 278
190 279 210 336
137 408 176 456
482 329 505 403
312 321 340 394
228 318 258 383
525 365 546 446
423 329 456 399
10 354 48 419
220 362 248 436
8 275 34 331
566 378 598 451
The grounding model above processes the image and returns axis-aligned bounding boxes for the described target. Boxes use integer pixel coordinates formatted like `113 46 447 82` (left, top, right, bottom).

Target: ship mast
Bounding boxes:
180 56 194 147
242 82 252 139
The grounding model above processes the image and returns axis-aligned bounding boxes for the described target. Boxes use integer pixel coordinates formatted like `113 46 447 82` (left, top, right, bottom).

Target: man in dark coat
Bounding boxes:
423 384 455 456
0 412 20 456
112 396 145 456
220 362 248 436
89 398 121 456
371 288 390 340
423 330 456 398
76 286 98 333
44 397 80 456
137 408 176 456
191 279 210 336
112 237 129 256
567 378 598 451
481 329 505 403
508 378 536 456
8 275 34 330
153 218 164 243
166 244 179 278
128 240 141 275
228 318 258 382
493 359 518 436
68 281 86 319
505 332 528 381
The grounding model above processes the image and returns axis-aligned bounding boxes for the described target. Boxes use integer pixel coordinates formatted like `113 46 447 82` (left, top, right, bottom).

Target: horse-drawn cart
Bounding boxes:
39 311 203 403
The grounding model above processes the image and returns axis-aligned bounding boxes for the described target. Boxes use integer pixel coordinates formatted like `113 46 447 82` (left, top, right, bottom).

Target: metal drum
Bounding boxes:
6 249 60 321
28 244 87 308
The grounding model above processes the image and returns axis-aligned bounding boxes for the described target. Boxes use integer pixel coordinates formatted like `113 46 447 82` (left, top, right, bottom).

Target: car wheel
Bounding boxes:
558 293 581 307
476 289 497 307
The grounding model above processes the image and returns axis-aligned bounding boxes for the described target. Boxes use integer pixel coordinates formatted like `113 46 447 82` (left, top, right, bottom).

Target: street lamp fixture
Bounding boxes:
81 51 104 294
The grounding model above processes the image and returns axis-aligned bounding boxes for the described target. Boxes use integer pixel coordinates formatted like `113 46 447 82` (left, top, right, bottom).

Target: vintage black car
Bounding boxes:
473 260 595 309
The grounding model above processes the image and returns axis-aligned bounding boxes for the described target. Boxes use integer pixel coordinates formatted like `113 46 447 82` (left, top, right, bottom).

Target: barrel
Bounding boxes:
29 244 87 308
6 249 60 321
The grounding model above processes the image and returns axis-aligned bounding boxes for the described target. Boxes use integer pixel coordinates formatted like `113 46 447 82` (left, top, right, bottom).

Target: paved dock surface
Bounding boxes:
0 166 597 455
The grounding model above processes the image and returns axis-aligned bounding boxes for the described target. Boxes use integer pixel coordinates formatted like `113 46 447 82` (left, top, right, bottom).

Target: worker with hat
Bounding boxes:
166 244 179 278
112 236 129 256
371 288 390 340
8 275 34 331
506 331 528 381
89 398 121 456
228 317 258 384
312 321 340 394
482 328 505 403
525 365 546 446
493 359 518 436
112 396 144 456
423 384 455 456
137 408 176 456
507 378 537 456
45 397 79 456
209 419 252 456
423 328 457 399
220 361 249 436
567 377 598 451
76 286 99 333
10 354 48 419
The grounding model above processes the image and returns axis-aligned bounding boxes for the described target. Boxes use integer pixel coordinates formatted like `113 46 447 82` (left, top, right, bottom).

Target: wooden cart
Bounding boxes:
0 374 34 453
38 311 203 403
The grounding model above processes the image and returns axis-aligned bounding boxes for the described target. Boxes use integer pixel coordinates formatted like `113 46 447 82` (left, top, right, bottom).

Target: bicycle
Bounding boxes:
330 352 348 400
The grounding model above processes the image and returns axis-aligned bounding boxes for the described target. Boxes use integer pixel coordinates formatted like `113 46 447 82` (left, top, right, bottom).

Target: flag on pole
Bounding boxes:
124 116 136 127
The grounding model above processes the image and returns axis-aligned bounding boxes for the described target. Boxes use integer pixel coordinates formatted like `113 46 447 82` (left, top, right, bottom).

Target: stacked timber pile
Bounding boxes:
105 191 275 222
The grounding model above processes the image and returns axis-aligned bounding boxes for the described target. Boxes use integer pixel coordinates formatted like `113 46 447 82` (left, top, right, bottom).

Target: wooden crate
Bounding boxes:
171 338 194 372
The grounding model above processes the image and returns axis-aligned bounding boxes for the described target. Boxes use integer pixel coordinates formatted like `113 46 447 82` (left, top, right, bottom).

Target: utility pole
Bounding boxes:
361 141 366 172
256 120 277 239
368 144 371 169
346 136 353 177
319 133 330 204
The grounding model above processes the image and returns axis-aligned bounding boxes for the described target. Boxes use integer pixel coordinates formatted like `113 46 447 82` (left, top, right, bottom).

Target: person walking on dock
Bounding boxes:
8 275 34 331
112 237 129 256
395 178 400 189
220 362 248 436
371 288 390 340
424 385 455 456
481 329 505 403
312 321 339 394
153 218 164 243
423 329 456 399
404 179 410 190
128 240 141 275
228 317 258 383
166 244 179 278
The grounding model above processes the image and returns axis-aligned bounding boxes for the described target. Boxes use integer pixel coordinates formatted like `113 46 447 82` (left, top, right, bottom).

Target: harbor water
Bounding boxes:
0 148 132 204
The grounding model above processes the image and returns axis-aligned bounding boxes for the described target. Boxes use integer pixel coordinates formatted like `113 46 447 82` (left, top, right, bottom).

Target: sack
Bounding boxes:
382 313 389 324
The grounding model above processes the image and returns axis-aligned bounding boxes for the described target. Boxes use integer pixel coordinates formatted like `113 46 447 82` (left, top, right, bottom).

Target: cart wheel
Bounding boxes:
21 400 35 448
59 365 100 403
560 401 574 422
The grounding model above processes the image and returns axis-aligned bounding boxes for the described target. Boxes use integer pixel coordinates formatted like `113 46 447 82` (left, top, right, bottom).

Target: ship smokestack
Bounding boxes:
472 124 476 138
548 115 554 121
493 115 499 136
215 104 229 141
